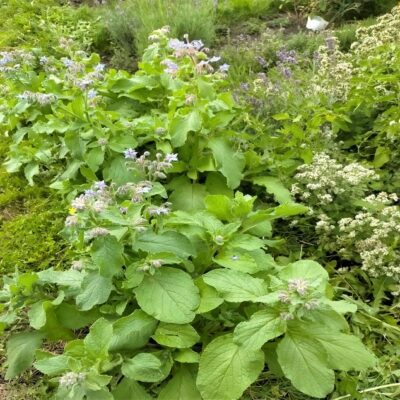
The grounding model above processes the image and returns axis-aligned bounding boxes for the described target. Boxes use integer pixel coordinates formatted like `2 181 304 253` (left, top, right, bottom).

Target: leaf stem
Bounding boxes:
331 382 400 400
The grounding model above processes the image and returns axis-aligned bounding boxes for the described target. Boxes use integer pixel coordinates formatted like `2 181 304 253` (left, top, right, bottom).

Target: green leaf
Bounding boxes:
85 147 105 172
112 378 152 400
84 318 113 357
204 195 232 221
169 181 207 211
76 273 113 311
270 203 308 218
5 332 44 379
252 176 292 204
214 250 261 274
203 269 267 302
133 231 196 259
307 325 376 371
91 236 125 278
135 267 200 323
197 334 264 400
153 323 200 348
174 348 200 363
234 309 286 350
279 260 328 292
209 138 245 189
277 331 334 398
122 352 172 383
195 277 223 313
34 353 69 376
24 163 39 185
56 303 100 330
158 366 202 400
170 111 202 147
110 310 157 352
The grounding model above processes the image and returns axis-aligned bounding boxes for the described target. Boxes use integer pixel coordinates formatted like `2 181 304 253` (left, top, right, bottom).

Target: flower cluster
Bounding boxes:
310 37 353 101
59 372 85 388
352 5 400 56
17 91 57 106
0 50 35 72
277 277 320 321
124 150 178 180
292 153 378 205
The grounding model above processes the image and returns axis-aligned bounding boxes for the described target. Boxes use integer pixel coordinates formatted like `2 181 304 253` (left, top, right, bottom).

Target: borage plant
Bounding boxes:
1 151 375 399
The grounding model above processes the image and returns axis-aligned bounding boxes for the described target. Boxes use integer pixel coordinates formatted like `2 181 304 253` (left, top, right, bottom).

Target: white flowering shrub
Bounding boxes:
292 152 378 207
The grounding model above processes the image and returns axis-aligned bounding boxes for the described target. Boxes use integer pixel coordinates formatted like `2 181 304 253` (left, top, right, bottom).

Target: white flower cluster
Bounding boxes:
337 201 400 281
59 372 85 388
292 153 378 205
310 37 353 101
17 91 57 105
352 6 400 56
124 149 178 180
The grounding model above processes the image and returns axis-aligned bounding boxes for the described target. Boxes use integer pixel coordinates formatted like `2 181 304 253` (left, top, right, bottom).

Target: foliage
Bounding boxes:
100 0 216 69
0 26 378 399
0 0 100 52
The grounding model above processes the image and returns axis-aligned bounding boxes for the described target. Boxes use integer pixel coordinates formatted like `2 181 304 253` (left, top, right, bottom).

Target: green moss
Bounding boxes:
0 199 70 274
0 142 71 274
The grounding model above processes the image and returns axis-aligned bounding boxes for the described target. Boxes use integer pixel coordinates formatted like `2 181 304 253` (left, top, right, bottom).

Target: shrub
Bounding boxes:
0 29 376 400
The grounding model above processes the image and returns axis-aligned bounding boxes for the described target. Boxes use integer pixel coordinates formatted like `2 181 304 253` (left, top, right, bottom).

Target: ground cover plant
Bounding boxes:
1 1 400 399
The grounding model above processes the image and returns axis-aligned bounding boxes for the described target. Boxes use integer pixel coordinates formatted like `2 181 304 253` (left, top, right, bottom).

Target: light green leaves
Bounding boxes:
91 236 125 277
277 330 335 398
133 231 196 259
76 273 113 311
234 309 286 350
84 318 113 358
170 111 202 147
252 176 292 204
110 310 157 352
277 321 376 398
122 352 172 383
159 366 202 400
153 323 200 348
209 138 245 189
135 268 200 323
5 332 44 379
197 334 264 400
203 269 268 302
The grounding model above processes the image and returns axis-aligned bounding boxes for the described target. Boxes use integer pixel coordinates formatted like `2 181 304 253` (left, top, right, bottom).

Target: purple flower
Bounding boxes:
62 58 74 68
164 153 178 163
87 89 97 99
219 63 230 73
191 40 204 50
124 148 138 159
94 181 107 190
162 59 179 74
95 63 105 72
84 189 97 198
277 49 297 65
168 39 186 50
255 56 267 68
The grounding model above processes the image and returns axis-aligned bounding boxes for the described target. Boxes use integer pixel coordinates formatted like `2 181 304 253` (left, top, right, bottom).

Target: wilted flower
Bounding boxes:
71 260 84 271
88 227 109 237
65 215 79 227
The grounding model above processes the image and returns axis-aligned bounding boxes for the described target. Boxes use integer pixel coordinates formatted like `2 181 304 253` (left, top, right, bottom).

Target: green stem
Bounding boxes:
331 383 400 400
